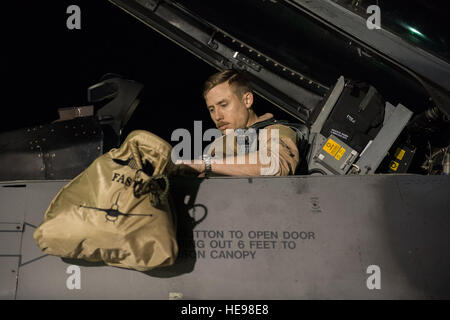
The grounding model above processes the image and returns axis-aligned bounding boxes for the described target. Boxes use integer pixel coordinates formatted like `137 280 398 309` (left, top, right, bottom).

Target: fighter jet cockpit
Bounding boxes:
2 0 448 180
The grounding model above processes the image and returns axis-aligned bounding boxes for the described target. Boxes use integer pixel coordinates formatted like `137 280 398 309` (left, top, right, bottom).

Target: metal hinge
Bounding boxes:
207 31 219 50
232 51 262 72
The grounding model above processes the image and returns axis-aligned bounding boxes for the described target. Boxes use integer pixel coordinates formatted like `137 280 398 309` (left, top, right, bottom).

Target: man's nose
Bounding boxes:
214 108 223 121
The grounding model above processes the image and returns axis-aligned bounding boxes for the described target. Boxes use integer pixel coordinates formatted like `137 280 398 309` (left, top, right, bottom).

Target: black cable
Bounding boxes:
308 168 327 175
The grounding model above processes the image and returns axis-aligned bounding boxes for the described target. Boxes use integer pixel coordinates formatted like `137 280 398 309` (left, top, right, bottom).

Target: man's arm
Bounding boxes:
174 125 300 176
178 152 267 176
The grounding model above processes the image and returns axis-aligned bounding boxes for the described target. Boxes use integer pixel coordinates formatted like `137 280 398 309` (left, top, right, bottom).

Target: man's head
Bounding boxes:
203 69 256 133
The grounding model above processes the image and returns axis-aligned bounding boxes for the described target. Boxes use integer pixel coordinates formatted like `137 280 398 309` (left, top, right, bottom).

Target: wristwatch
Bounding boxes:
202 154 212 176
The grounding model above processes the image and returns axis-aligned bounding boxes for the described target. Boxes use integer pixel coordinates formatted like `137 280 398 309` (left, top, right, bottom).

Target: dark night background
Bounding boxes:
1 0 285 146
2 1 449 149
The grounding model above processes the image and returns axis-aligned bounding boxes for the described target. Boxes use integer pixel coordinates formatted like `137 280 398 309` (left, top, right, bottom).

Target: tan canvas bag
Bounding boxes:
33 130 178 271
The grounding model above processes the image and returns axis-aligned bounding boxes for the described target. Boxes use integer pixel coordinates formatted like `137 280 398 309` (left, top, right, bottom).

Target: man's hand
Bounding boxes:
171 160 204 176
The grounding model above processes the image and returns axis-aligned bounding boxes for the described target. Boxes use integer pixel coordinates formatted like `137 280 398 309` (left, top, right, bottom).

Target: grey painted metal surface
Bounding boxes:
310 77 344 134
0 185 25 300
0 223 22 300
290 0 450 91
355 103 413 174
0 175 449 299
0 257 19 300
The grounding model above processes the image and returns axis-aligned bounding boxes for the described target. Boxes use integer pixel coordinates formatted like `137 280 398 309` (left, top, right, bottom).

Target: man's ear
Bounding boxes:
243 92 254 109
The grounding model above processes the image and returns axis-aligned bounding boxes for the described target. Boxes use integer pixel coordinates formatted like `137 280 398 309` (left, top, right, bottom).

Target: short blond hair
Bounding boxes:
203 69 252 99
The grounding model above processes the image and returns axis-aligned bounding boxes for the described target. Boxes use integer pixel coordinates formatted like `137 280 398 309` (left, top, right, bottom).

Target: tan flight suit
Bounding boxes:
206 114 300 176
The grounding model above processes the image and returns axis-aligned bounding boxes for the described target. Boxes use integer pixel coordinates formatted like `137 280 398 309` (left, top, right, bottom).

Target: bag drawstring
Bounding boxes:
129 142 170 207
133 170 170 207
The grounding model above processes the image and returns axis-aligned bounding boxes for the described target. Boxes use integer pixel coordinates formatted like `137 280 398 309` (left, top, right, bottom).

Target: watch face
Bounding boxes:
203 155 212 173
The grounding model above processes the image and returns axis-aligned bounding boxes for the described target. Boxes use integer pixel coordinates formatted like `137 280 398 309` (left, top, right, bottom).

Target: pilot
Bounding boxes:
175 69 300 176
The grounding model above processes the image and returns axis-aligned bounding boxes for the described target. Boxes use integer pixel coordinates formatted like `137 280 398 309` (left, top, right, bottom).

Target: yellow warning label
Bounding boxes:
395 148 406 161
390 161 399 171
335 147 346 160
323 139 341 157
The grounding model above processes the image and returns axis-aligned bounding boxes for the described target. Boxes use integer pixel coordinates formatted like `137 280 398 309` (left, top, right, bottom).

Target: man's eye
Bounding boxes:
220 103 227 107
209 108 214 112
